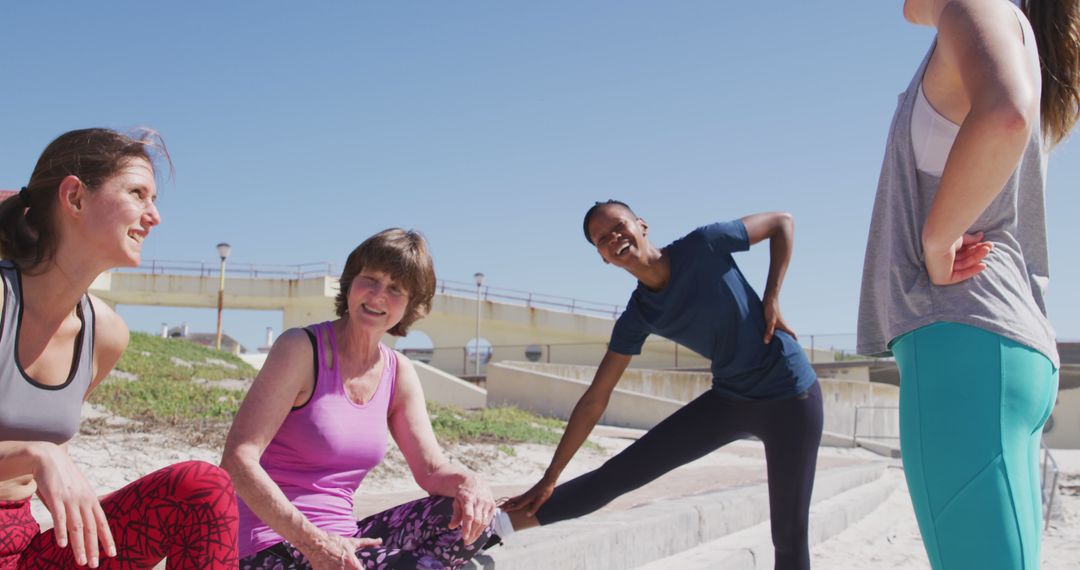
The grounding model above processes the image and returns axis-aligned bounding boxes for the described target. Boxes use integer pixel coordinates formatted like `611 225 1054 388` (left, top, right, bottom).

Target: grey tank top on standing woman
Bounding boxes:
0 260 96 443
856 19 1059 368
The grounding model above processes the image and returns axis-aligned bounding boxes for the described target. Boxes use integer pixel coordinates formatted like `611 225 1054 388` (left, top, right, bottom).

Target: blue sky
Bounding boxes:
3 2 1079 353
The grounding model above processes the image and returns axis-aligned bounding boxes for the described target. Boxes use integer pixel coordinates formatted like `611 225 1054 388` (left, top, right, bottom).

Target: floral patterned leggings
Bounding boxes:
240 496 495 570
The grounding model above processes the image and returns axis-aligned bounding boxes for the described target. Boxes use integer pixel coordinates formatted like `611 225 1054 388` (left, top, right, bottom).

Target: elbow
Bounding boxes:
218 451 241 479
219 446 254 483
981 97 1035 141
777 212 794 235
995 105 1032 138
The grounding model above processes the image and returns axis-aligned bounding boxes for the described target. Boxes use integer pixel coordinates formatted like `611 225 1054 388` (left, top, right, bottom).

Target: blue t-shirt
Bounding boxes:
608 220 816 400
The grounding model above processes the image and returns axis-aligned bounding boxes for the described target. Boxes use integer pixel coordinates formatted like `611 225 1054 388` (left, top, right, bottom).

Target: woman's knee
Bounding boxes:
158 461 236 508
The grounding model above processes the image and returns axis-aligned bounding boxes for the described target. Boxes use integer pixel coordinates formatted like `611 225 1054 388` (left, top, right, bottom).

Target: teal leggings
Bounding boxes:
893 322 1058 569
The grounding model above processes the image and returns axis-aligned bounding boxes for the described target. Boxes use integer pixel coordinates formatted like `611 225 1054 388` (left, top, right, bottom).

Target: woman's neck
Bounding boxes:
20 248 102 327
333 318 384 369
626 243 671 292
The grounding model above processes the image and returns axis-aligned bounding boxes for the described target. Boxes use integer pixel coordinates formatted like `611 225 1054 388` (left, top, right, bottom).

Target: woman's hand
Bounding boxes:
502 475 556 519
449 476 497 545
303 531 382 570
762 295 796 344
924 231 993 286
32 443 116 568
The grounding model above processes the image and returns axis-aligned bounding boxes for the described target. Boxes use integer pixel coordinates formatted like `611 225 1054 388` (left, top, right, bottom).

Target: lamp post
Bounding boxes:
215 242 231 351
473 272 484 377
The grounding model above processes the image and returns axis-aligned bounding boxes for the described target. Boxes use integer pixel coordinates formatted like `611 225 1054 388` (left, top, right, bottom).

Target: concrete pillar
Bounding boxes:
283 301 336 330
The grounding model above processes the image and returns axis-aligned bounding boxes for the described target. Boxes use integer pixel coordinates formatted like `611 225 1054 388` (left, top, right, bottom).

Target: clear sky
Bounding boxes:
3 2 1078 353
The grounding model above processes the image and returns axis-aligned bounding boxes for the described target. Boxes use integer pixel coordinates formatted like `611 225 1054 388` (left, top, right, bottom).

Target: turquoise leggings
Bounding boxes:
893 322 1058 569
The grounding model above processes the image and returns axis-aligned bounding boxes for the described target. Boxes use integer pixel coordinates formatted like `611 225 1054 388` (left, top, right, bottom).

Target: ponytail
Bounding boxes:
0 188 39 267
0 128 169 272
1023 0 1080 146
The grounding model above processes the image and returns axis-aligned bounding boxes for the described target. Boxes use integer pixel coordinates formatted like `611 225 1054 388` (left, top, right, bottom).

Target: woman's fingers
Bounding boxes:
460 498 479 544
952 263 987 283
961 231 985 245
350 536 383 549
67 506 87 567
49 497 69 549
82 503 99 568
449 498 463 529
92 500 116 559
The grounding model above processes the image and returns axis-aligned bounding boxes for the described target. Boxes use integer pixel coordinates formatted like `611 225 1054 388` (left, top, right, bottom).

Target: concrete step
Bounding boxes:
464 461 890 570
634 465 901 569
854 438 902 458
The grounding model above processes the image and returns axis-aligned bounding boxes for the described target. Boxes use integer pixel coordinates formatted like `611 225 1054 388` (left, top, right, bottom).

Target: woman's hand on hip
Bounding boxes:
31 443 116 568
924 231 993 286
449 476 496 545
762 295 796 344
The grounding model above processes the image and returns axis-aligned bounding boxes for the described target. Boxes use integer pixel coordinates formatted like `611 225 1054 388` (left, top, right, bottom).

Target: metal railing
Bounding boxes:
1041 441 1060 529
800 333 870 363
116 259 625 319
435 279 623 319
115 259 336 280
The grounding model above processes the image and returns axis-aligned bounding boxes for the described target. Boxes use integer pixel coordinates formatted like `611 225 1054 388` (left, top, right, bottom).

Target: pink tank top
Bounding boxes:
238 321 398 558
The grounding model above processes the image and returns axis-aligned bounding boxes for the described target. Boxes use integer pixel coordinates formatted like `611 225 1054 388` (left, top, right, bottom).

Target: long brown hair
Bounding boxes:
1023 0 1080 146
0 128 170 271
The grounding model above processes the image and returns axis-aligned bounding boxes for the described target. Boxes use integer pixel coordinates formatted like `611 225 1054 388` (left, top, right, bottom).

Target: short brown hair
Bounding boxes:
335 229 436 336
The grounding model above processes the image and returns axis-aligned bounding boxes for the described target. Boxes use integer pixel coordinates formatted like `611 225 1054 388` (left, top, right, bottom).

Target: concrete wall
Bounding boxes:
489 361 902 440
1045 387 1080 449
486 362 685 430
235 347 487 410
413 361 487 410
505 361 713 402
818 379 899 441
238 353 269 369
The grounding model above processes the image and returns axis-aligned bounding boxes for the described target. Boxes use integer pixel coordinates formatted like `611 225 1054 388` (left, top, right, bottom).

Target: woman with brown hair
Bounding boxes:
0 128 239 568
223 229 499 570
857 0 1079 567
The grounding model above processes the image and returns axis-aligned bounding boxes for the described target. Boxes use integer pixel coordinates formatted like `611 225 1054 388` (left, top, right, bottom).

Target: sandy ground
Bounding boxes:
811 452 1080 569
28 405 1079 569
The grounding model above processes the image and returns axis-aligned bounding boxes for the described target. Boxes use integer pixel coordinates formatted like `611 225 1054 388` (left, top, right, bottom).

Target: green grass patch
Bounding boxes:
88 332 255 422
428 402 598 450
89 333 592 451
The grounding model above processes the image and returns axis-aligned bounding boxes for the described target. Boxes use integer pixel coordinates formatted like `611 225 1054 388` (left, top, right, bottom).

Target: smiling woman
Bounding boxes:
0 128 240 569
222 228 501 570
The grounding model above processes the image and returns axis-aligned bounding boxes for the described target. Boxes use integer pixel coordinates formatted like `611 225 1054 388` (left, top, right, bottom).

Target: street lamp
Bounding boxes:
215 242 231 351
473 272 484 377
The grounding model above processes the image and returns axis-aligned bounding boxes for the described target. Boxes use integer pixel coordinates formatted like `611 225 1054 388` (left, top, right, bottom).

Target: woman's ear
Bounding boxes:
57 175 85 216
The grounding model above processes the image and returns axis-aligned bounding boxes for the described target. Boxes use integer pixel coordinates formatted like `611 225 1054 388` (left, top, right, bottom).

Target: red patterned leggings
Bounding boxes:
0 461 238 569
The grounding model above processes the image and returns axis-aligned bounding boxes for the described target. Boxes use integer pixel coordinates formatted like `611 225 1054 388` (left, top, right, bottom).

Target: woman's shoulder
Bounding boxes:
88 294 129 356
389 348 415 375
273 327 319 356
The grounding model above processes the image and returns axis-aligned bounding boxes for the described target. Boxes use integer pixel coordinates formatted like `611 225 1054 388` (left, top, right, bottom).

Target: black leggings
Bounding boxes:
536 381 824 570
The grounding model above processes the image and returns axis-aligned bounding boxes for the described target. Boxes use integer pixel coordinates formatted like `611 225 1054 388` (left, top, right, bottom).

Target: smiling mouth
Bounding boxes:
616 242 631 256
360 303 386 316
127 229 147 244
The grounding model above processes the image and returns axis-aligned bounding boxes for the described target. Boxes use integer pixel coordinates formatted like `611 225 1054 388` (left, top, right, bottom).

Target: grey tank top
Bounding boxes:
0 261 96 443
856 28 1059 368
